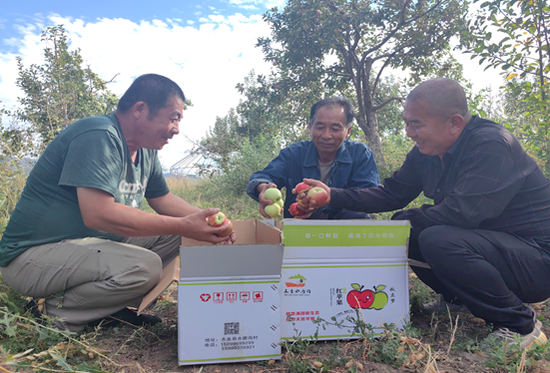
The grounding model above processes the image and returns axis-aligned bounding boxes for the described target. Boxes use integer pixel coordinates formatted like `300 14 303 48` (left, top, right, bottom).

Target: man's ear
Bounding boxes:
132 101 147 120
346 124 353 137
449 114 466 136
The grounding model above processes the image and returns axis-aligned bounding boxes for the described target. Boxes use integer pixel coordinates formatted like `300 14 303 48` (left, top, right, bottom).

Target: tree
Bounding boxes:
257 0 468 164
462 0 550 174
15 25 118 146
198 70 325 172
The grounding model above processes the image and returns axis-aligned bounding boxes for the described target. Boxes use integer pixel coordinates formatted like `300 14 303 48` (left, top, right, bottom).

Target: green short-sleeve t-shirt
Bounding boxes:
0 113 170 267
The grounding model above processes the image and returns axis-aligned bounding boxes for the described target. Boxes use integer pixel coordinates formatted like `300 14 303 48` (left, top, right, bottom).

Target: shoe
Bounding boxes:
421 295 468 314
87 307 162 328
484 319 547 351
24 299 46 320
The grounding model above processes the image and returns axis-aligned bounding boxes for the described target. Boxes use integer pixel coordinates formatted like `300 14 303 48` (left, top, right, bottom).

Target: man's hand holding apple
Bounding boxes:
257 183 280 218
182 208 237 244
296 178 331 211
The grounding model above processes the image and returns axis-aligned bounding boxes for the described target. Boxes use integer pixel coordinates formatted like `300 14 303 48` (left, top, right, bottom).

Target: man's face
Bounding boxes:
138 96 183 150
403 99 455 158
309 105 351 161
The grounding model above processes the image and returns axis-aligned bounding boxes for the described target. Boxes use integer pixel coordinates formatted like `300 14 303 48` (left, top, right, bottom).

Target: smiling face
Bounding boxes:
309 105 352 163
137 96 184 150
403 99 458 158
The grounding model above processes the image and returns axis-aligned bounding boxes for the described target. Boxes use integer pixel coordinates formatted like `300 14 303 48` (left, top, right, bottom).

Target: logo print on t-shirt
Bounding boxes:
117 177 147 207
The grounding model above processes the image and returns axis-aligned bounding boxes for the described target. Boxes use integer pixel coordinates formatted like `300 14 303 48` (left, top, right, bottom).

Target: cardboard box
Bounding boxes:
280 219 410 340
176 220 284 365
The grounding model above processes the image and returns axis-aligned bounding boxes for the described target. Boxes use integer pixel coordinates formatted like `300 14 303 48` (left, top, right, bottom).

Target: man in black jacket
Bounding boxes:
298 78 550 350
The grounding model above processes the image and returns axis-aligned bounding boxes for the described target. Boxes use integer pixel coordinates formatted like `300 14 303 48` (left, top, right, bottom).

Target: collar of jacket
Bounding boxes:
303 140 353 168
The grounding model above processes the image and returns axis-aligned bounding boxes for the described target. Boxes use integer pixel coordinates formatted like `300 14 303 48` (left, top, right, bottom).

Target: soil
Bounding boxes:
90 280 550 373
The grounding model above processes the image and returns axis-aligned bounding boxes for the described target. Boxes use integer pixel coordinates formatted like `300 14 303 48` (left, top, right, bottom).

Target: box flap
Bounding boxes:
137 257 180 315
256 219 283 244
180 242 284 278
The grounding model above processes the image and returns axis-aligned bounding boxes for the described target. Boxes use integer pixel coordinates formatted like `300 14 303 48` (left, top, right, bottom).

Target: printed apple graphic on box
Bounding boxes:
346 283 388 310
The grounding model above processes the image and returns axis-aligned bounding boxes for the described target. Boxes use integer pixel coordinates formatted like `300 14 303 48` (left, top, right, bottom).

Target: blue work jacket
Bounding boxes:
247 140 380 218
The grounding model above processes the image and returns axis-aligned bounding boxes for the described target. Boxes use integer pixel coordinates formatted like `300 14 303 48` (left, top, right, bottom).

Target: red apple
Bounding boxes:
308 187 328 205
346 283 374 309
206 212 226 227
289 202 304 216
217 218 233 237
298 197 310 208
295 182 311 194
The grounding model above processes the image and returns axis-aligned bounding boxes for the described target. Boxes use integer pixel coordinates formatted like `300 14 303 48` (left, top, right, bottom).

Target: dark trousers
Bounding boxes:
408 225 550 334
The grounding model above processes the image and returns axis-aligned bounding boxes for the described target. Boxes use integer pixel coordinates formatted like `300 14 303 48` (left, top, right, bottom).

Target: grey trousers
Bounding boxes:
0 235 181 333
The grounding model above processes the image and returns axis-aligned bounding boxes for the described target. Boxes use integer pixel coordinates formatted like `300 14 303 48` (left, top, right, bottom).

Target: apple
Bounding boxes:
206 212 225 227
275 199 284 208
298 197 310 208
265 203 281 218
289 202 304 216
295 182 311 194
368 285 389 310
264 187 282 203
308 187 329 205
346 283 374 309
217 218 233 237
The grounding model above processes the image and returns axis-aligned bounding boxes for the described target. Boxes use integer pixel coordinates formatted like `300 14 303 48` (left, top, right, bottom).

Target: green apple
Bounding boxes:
264 187 282 203
265 203 281 218
275 199 284 208
368 284 389 310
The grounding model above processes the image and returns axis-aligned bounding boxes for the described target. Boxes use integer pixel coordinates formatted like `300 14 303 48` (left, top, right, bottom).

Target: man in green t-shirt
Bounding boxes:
0 74 235 333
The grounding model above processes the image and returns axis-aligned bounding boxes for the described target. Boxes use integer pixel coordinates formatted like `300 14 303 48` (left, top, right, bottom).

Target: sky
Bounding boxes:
0 0 504 169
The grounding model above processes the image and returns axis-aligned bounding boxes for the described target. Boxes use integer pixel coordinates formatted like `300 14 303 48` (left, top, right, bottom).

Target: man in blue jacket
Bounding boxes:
247 97 379 219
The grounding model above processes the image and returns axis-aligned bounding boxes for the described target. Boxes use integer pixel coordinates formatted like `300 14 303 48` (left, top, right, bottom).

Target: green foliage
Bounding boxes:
258 0 468 164
463 0 549 84
15 25 118 148
165 176 265 222
483 337 550 372
0 151 29 235
198 71 313 171
462 0 550 176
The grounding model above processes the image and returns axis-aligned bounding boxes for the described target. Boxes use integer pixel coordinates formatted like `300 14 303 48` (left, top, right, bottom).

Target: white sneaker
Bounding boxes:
485 320 547 351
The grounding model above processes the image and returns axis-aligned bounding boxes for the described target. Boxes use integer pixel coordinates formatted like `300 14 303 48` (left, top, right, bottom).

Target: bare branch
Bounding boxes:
373 96 405 111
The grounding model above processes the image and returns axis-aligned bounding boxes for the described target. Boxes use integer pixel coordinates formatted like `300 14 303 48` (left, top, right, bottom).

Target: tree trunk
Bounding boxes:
356 112 384 167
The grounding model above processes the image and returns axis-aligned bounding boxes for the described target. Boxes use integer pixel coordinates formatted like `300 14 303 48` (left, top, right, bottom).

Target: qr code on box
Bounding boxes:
224 322 239 335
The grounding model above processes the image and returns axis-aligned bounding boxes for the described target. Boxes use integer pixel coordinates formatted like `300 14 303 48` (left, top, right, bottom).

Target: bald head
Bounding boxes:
407 78 471 122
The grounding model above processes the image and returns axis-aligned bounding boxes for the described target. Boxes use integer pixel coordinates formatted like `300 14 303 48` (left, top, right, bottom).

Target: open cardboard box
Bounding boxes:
139 219 284 366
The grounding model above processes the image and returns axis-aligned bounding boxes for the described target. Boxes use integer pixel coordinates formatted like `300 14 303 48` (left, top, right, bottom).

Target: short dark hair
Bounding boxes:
117 74 186 119
309 97 355 127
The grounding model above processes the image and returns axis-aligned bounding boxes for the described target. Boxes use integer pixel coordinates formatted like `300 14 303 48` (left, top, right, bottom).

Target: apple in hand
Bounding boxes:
298 197 310 208
206 212 226 227
264 187 282 203
265 203 281 218
289 202 304 216
275 199 284 208
295 182 311 195
218 218 234 237
308 187 329 205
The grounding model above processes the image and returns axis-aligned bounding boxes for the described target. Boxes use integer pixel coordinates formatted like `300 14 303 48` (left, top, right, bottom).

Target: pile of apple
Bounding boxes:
289 182 329 217
264 187 284 218
206 212 233 236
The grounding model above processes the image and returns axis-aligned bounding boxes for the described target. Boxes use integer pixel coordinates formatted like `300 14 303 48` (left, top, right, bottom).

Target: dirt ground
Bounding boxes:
91 282 550 373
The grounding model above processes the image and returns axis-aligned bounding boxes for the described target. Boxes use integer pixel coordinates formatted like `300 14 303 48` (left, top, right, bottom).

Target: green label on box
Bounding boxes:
282 224 410 247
